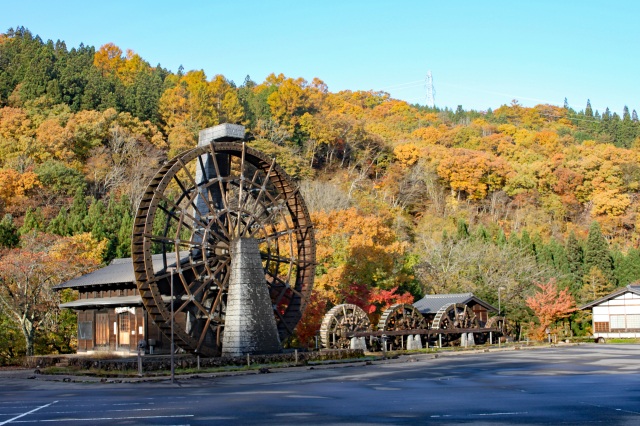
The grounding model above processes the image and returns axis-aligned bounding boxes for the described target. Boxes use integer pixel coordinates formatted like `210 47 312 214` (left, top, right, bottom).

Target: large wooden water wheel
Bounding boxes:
132 141 315 356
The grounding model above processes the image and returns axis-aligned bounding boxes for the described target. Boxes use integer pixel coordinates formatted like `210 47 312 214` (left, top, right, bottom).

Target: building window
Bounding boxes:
610 315 625 330
78 321 93 340
626 314 640 330
119 313 130 332
119 313 131 345
594 322 609 332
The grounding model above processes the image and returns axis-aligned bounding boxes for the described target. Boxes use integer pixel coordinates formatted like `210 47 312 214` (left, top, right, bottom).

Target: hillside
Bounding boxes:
1 27 640 359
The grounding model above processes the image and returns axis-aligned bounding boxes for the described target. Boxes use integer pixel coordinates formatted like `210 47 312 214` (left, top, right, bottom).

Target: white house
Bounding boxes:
580 284 640 341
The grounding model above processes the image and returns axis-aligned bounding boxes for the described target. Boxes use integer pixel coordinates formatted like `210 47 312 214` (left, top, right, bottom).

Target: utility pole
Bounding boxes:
170 268 175 385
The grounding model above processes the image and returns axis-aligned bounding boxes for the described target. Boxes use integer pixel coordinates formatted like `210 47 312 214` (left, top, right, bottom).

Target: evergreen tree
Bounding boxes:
83 198 107 241
115 210 133 258
613 248 640 286
34 160 86 196
518 230 536 257
617 106 637 148
565 231 583 280
583 222 614 283
456 218 470 240
55 44 95 111
0 214 19 248
125 67 164 123
68 188 88 234
454 105 465 123
20 44 56 101
18 208 45 235
474 225 490 242
541 238 569 274
585 99 593 117
46 208 70 236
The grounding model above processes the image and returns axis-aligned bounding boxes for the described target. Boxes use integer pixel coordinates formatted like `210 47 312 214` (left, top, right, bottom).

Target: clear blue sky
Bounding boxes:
2 1 639 114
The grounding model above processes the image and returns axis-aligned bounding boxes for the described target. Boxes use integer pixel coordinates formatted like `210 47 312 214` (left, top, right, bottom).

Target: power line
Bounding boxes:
378 80 424 90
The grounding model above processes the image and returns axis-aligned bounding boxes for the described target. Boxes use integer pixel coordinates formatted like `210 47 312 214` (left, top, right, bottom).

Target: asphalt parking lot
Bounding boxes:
1 344 639 425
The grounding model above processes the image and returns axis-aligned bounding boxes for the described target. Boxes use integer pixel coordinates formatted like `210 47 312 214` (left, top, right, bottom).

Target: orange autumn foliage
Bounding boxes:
525 279 576 340
436 148 514 199
310 208 414 331
0 168 41 209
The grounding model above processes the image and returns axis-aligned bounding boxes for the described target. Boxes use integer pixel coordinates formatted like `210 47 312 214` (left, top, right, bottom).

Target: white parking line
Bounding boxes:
473 412 529 416
0 401 58 425
10 415 194 423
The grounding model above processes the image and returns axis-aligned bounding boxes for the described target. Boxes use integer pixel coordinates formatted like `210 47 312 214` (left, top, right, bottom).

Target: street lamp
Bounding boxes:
498 286 506 316
169 267 176 385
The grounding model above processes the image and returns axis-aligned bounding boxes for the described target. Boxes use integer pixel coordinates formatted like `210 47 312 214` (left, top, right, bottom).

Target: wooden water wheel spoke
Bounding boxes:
260 252 296 266
203 211 232 242
195 314 216 354
201 256 230 281
144 234 200 248
208 142 234 233
155 194 211 239
258 228 295 243
247 158 276 211
171 174 202 216
132 140 315 356
181 277 211 304
176 157 201 198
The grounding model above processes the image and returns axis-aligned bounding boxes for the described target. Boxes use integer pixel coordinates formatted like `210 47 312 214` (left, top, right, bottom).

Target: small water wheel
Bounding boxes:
485 315 505 331
431 303 478 346
431 303 478 330
319 304 371 349
377 304 427 350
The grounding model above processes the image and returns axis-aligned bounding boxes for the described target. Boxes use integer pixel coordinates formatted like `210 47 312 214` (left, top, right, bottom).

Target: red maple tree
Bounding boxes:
526 278 576 340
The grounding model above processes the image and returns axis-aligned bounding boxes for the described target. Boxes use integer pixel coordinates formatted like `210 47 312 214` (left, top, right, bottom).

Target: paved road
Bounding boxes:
1 344 639 425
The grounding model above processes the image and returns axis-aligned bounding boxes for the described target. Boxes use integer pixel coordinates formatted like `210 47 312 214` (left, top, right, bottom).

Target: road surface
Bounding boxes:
1 344 639 425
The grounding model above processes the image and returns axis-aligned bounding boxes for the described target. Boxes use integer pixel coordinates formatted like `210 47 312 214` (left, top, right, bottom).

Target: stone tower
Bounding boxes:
221 238 282 356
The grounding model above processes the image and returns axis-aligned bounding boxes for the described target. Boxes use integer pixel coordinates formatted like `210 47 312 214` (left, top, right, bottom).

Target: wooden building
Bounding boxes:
580 284 640 341
54 254 171 354
413 292 497 327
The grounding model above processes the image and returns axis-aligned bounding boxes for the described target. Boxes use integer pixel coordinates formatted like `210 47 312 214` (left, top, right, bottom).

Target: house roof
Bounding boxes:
59 295 143 309
579 284 640 310
413 292 498 314
53 253 182 290
59 294 172 309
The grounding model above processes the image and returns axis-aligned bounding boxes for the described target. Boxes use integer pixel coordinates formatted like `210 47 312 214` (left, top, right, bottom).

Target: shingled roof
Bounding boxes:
413 292 498 314
53 253 179 290
579 284 640 310
59 294 172 309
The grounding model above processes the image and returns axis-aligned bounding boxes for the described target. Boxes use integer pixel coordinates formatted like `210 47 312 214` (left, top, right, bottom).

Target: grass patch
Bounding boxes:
40 360 311 377
604 338 640 344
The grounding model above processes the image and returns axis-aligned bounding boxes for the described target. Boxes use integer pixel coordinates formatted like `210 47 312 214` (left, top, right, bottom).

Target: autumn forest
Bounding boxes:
2 27 640 362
